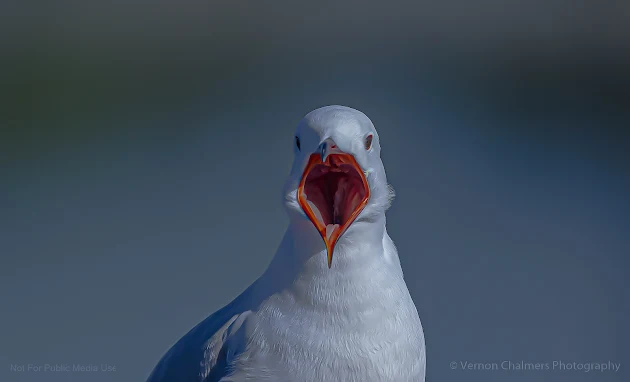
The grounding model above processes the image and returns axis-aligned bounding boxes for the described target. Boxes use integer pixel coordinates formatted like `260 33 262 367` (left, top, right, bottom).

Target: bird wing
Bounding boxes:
147 302 253 382
147 232 294 381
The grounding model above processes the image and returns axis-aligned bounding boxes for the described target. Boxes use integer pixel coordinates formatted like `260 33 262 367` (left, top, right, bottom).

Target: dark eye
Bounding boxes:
364 134 373 150
295 136 301 150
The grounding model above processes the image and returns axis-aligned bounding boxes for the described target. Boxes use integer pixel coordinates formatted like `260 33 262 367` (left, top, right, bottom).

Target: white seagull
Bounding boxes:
147 105 426 381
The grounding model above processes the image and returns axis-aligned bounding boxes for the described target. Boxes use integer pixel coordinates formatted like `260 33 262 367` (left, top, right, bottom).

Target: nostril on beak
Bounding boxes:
319 142 327 162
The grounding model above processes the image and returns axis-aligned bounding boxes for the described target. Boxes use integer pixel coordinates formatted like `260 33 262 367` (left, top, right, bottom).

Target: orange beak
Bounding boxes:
297 152 370 268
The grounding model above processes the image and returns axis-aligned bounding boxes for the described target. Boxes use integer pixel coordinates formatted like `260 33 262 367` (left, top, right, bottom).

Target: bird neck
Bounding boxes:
257 213 401 315
284 212 387 273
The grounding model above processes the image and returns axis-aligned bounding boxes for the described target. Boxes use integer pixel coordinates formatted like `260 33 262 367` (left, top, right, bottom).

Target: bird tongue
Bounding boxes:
305 199 341 240
326 224 340 240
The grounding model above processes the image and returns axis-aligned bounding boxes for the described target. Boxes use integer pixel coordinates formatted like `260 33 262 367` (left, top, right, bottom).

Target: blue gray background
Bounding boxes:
1 1 629 381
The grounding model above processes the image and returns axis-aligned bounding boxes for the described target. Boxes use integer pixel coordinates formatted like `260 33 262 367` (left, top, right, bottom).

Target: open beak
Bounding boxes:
297 144 370 268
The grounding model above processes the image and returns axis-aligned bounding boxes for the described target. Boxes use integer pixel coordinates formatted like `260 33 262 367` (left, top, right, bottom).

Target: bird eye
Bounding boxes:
295 136 301 150
364 134 373 150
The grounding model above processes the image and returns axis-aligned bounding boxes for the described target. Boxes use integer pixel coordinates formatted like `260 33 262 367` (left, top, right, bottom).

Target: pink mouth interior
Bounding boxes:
303 160 367 238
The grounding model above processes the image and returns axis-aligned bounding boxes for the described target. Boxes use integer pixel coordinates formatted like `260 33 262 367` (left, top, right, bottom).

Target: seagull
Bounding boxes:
147 105 426 381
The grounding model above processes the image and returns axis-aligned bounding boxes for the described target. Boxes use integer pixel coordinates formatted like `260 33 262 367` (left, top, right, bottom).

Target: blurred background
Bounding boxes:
1 1 629 381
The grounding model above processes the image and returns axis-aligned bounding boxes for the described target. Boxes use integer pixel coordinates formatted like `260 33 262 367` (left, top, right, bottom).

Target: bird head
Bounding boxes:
283 105 394 268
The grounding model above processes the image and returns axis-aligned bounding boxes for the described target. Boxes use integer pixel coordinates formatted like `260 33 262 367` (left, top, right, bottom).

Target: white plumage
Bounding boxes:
147 105 426 381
